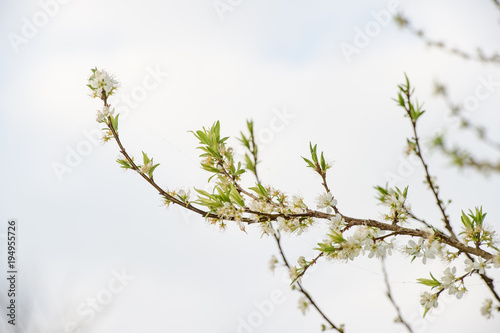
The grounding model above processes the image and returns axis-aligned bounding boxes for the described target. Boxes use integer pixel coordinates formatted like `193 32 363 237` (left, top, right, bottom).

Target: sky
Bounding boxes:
1 0 500 332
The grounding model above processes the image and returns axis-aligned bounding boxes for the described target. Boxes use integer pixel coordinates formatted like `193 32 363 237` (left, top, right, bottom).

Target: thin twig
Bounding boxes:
403 87 457 240
395 14 500 65
381 258 414 333
271 227 343 332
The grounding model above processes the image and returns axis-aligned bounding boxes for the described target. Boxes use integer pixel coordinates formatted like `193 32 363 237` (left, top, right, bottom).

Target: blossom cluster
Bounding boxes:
316 192 337 214
298 296 310 315
375 186 409 223
246 191 313 235
418 255 500 316
88 68 119 100
459 207 497 249
268 255 278 274
317 221 393 261
404 238 440 264
96 105 115 123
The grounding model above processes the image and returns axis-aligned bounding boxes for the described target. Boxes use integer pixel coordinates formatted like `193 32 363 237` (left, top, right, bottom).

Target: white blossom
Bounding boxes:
440 267 465 298
336 240 362 261
329 214 345 231
289 266 300 284
298 296 310 315
217 202 242 220
176 189 190 202
367 239 393 259
316 192 337 213
290 195 307 214
141 160 153 174
405 238 436 264
88 68 120 99
441 267 456 288
493 252 500 268
465 258 491 274
448 284 465 299
420 291 438 310
260 221 273 235
268 255 278 274
297 256 307 268
96 106 115 123
480 299 493 319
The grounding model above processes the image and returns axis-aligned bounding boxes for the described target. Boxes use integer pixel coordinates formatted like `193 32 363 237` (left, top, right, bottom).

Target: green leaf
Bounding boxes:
461 210 473 230
142 151 150 165
194 130 210 145
398 93 405 107
417 272 441 288
214 121 221 138
230 186 245 207
472 206 486 226
249 183 268 198
116 158 131 169
315 243 337 254
149 163 160 177
320 152 326 171
201 164 221 174
257 184 268 197
329 231 346 244
310 143 318 164
302 157 316 169
246 120 254 135
194 188 212 198
374 185 389 202
111 114 120 130
244 154 255 172
239 133 250 148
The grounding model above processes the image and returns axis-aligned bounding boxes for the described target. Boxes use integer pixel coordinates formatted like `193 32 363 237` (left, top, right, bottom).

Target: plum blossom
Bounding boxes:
440 267 465 298
464 258 491 274
297 256 307 268
96 105 115 123
405 238 437 264
268 255 278 274
480 299 493 319
141 160 154 175
298 296 310 315
420 291 438 310
88 68 120 99
329 214 345 231
316 192 337 213
289 266 303 285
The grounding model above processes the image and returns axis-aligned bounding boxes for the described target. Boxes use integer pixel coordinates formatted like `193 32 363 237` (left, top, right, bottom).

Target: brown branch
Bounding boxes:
341 215 494 260
107 117 496 261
